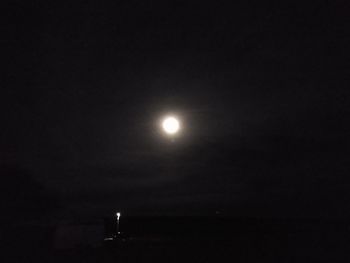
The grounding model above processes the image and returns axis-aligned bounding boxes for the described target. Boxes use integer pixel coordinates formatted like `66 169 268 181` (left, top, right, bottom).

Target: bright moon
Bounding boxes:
162 116 180 134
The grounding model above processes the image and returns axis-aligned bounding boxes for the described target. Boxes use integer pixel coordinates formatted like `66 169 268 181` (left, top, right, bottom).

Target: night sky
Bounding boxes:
1 1 349 220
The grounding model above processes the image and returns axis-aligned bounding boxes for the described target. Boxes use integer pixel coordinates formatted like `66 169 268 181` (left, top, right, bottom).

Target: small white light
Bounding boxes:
116 212 121 219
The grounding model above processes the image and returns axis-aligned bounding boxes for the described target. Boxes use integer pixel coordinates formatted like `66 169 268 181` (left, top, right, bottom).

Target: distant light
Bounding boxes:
162 116 180 135
116 212 121 219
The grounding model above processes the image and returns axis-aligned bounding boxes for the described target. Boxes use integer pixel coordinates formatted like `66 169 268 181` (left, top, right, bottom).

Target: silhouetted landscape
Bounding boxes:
2 217 350 262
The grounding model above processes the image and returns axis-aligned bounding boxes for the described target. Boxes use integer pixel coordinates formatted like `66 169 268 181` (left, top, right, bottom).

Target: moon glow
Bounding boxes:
162 116 180 135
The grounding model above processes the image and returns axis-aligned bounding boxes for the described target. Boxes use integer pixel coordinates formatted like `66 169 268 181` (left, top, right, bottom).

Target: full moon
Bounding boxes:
162 116 180 135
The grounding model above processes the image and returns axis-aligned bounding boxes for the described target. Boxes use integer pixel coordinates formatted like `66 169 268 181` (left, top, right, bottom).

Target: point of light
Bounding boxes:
116 212 121 219
162 116 180 135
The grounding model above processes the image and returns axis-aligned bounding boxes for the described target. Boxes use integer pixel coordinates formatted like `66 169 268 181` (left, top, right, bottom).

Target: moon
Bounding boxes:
162 116 180 135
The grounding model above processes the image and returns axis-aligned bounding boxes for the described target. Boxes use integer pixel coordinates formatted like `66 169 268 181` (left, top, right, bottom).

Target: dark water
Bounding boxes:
2 217 350 262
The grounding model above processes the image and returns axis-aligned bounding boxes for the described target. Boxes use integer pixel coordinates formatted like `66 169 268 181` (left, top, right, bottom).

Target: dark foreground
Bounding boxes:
2 217 350 262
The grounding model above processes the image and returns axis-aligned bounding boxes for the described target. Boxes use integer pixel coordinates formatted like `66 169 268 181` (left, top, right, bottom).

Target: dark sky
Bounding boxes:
1 1 350 219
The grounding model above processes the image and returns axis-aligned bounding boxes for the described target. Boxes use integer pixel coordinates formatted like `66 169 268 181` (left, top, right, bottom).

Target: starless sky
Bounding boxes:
1 1 350 219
